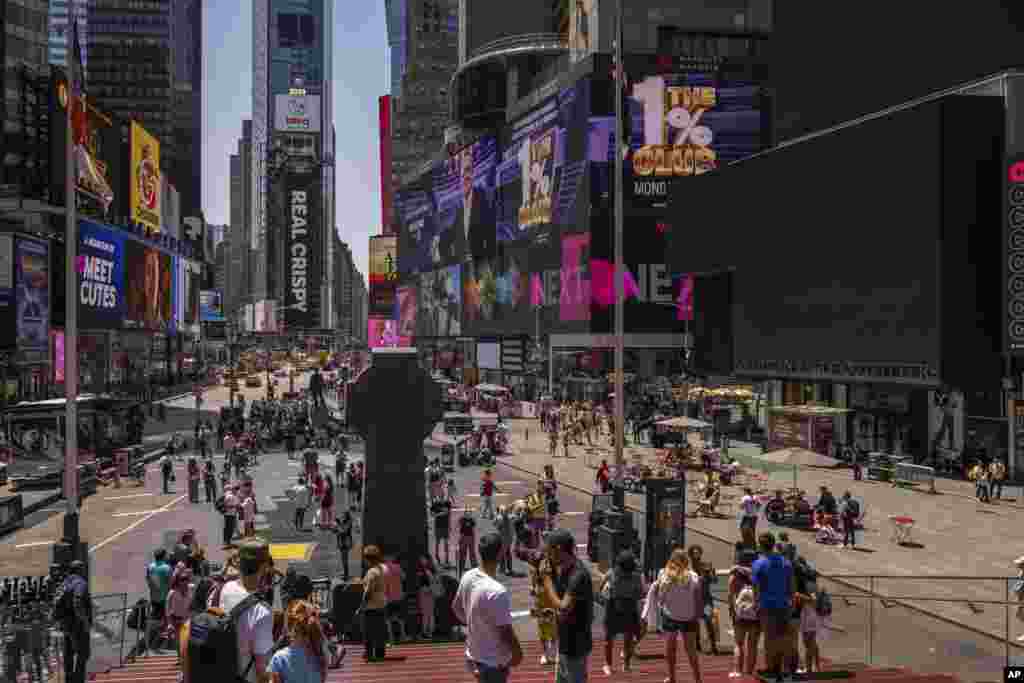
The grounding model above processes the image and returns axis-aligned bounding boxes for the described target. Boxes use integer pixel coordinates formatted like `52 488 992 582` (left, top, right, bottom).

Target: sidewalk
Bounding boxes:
494 415 1024 644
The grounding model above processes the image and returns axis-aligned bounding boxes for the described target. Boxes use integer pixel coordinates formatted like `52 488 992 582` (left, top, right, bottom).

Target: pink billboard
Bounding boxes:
368 316 410 348
560 233 591 321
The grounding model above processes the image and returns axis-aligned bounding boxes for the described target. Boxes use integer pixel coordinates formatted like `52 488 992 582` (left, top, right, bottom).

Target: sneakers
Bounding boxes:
540 655 550 666
602 664 613 676
729 673 741 679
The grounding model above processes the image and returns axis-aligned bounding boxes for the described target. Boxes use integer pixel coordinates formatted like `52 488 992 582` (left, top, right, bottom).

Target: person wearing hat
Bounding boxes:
59 559 92 683
196 539 275 683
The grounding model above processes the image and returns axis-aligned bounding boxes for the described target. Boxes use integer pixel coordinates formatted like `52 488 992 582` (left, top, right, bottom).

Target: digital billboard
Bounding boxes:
0 235 13 348
560 232 591 322
418 265 461 338
396 285 417 341
368 316 408 348
124 240 174 331
283 172 320 329
130 122 161 232
431 136 498 265
200 290 225 322
590 58 767 209
395 188 436 277
15 237 49 351
77 220 126 329
369 235 398 316
497 79 591 249
274 94 322 133
462 246 532 337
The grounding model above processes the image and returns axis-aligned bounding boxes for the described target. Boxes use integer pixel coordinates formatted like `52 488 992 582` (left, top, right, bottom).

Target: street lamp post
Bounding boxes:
613 0 626 472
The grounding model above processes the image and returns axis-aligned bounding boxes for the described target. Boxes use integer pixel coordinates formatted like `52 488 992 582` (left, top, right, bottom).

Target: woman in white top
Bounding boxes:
641 549 704 683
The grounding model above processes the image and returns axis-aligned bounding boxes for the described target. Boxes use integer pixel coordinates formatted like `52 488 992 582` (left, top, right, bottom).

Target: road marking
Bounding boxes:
495 481 522 486
561 511 586 516
463 493 510 498
15 541 54 549
576 544 588 550
511 610 531 619
288 462 301 467
102 493 155 501
91 494 186 554
269 496 291 503
112 510 166 518
38 508 66 513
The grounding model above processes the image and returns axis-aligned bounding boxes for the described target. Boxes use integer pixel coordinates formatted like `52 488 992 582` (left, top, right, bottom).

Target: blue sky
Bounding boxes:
201 1 388 279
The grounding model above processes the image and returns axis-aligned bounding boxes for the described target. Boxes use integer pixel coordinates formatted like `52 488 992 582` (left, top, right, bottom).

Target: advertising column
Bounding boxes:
283 171 320 331
15 237 50 399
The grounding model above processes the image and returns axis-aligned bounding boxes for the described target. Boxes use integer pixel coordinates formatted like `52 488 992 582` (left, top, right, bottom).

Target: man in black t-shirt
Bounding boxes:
541 529 593 682
457 509 477 575
431 496 453 568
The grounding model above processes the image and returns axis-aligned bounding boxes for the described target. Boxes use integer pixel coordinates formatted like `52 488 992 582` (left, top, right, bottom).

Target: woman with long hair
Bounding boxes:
728 549 761 678
600 549 645 675
687 545 719 655
268 600 328 683
357 545 389 662
642 548 704 683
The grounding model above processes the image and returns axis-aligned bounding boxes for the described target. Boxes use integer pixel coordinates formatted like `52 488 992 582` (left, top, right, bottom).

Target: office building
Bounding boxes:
253 0 335 332
47 0 87 68
387 0 458 185
1 0 51 220
172 0 203 218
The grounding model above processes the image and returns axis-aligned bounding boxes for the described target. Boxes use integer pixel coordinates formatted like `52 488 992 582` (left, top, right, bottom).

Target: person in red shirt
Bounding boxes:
480 469 500 519
596 459 611 493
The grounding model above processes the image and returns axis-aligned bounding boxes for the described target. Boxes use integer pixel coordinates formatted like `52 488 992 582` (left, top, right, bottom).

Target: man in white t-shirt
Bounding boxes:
190 540 274 683
453 532 523 683
222 485 239 548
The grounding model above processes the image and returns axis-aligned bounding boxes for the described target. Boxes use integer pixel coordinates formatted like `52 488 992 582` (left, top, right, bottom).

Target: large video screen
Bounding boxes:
417 265 462 338
496 79 591 249
78 221 126 329
396 188 436 277
590 60 767 209
396 285 417 341
463 245 532 336
431 136 498 265
124 239 174 331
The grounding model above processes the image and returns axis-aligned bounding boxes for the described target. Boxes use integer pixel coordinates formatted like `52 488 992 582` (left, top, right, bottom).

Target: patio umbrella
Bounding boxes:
758 447 842 489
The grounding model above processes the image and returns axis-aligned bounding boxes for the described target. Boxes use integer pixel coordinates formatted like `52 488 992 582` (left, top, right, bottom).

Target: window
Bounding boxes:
278 13 315 47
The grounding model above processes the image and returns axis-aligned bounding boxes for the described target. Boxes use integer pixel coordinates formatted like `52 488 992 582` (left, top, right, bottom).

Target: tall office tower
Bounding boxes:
172 0 203 219
0 0 51 215
48 0 87 68
86 0 177 187
253 0 334 334
388 0 458 185
228 120 254 323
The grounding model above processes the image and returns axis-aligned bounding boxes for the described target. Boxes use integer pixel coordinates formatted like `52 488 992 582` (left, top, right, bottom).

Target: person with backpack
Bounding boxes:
728 550 761 678
182 539 275 683
203 459 218 504
160 453 175 494
839 492 860 549
56 560 92 683
598 549 645 675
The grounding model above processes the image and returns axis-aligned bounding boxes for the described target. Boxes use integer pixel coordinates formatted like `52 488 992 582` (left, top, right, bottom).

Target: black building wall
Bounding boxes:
669 98 954 372
939 96 1005 416
770 2 1024 141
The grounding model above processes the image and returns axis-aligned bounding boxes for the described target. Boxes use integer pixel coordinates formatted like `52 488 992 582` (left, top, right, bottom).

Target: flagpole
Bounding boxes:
64 68 80 541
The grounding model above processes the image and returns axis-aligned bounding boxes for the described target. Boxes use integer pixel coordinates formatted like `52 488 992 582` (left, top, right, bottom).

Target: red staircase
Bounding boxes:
89 639 963 683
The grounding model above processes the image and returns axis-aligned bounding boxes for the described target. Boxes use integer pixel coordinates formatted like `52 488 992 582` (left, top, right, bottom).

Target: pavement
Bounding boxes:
490 413 1024 680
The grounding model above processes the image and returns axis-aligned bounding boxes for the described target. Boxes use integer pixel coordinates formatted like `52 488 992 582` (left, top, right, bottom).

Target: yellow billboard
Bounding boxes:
130 122 161 232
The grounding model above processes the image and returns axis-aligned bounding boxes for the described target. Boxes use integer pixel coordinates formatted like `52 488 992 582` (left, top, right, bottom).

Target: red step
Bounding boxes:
88 639 963 683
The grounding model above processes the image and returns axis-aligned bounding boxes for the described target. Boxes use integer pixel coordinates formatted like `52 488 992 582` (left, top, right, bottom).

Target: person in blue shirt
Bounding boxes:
146 549 173 648
751 532 795 682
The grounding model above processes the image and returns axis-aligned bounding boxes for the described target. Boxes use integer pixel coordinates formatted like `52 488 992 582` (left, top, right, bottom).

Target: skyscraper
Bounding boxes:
252 0 335 332
86 0 204 220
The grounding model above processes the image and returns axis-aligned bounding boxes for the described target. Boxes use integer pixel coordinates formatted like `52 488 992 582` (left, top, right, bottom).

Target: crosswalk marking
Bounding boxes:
112 510 165 518
14 541 54 549
102 492 154 501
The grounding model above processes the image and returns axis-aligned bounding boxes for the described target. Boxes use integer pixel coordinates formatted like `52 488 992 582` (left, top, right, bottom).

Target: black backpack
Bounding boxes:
187 593 265 682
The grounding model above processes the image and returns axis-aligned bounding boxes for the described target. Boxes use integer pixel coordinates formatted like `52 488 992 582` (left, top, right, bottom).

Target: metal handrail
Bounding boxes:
467 33 569 62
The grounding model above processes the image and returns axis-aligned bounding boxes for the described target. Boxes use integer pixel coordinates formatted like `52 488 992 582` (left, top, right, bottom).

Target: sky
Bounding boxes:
201 1 388 280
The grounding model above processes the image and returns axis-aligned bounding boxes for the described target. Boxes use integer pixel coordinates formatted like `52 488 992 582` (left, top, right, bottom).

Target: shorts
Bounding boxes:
466 660 510 683
739 515 757 530
759 606 791 638
537 615 557 642
435 523 450 540
660 613 697 633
